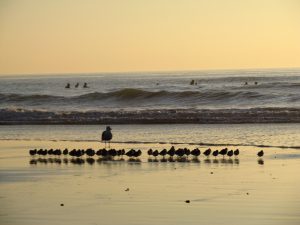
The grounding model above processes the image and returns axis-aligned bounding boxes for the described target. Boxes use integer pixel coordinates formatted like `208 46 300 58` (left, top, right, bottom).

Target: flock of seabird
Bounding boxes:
29 146 264 160
147 147 242 158
29 126 265 163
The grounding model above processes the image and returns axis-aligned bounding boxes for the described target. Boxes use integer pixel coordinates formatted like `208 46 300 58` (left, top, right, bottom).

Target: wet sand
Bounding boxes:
1 138 300 225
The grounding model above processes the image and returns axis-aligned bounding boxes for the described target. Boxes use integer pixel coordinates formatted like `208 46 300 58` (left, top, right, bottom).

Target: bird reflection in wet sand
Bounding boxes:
30 157 240 165
258 159 264 165
86 158 95 165
204 158 211 164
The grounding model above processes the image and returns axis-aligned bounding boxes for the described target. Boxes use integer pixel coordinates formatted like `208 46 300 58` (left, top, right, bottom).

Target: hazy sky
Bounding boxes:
0 0 300 74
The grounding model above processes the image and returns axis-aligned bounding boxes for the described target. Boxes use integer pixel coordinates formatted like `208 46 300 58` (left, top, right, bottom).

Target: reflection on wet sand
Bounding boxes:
30 157 241 165
258 159 264 165
147 157 239 164
29 157 142 165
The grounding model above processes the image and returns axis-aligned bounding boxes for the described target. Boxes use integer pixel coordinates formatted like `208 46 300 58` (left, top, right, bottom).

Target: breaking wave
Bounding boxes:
0 107 299 124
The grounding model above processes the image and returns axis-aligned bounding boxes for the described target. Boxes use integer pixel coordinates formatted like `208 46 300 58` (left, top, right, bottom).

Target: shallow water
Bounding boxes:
0 124 299 148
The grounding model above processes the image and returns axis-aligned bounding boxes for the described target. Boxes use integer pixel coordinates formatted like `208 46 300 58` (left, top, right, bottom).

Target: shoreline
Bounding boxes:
1 108 300 125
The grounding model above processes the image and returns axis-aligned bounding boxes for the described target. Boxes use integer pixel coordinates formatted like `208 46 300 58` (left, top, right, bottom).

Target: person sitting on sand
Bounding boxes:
65 83 70 88
75 83 79 88
83 82 89 88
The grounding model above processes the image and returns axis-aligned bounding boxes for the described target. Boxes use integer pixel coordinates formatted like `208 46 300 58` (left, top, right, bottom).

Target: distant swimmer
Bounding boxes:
190 80 195 85
254 81 258 85
244 82 248 85
75 83 79 88
83 82 89 88
65 83 70 88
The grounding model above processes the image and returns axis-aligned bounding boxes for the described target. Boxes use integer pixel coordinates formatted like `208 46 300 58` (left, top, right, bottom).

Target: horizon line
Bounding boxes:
0 66 300 77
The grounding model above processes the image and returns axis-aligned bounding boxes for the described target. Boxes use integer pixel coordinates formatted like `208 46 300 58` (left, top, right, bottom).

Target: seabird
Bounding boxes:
167 146 175 157
212 150 219 158
234 149 239 157
191 148 201 157
227 150 233 158
257 150 264 157
219 148 228 158
102 126 113 148
152 150 159 158
203 148 211 157
159 149 167 158
29 149 37 156
148 149 153 156
63 148 68 155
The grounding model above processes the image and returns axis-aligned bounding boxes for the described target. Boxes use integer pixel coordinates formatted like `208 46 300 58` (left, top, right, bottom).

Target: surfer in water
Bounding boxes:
65 83 70 88
75 83 79 88
83 82 89 88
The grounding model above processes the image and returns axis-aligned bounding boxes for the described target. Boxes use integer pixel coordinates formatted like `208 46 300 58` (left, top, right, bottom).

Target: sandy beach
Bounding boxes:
1 124 299 225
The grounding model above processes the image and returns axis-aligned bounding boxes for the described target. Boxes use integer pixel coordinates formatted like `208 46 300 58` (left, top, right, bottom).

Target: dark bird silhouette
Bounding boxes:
101 149 109 157
37 149 47 156
234 149 239 157
37 149 43 155
108 149 117 157
117 149 124 157
167 146 176 157
184 148 191 157
69 149 77 157
96 149 103 156
175 148 185 157
75 149 83 157
227 150 233 158
86 148 95 157
47 149 53 155
152 150 159 158
191 148 201 157
219 148 228 158
53 149 62 156
203 148 211 157
134 150 142 158
159 149 167 157
257 150 264 157
102 126 113 148
148 149 153 156
63 148 68 155
121 149 125 156
212 150 219 158
29 149 37 156
126 149 137 158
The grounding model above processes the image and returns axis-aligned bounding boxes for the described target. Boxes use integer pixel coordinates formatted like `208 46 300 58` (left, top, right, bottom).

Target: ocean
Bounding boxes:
1 69 300 225
0 68 300 124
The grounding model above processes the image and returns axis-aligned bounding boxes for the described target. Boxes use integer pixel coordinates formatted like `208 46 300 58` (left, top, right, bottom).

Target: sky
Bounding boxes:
0 0 300 74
